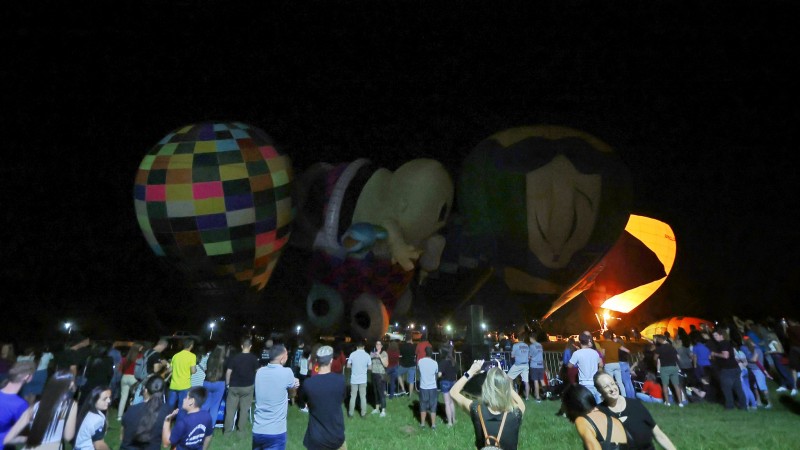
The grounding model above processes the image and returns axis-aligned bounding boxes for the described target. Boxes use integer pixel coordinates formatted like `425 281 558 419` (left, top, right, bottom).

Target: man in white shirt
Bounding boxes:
417 347 439 429
346 340 371 417
568 332 604 403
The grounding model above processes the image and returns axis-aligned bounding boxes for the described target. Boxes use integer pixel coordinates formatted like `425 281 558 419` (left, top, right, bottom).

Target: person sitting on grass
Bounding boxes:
635 372 664 403
595 371 676 450
450 360 525 450
161 386 213 450
561 384 629 450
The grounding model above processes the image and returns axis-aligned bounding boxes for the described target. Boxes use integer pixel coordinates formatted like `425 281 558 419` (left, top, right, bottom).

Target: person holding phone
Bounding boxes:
369 341 389 417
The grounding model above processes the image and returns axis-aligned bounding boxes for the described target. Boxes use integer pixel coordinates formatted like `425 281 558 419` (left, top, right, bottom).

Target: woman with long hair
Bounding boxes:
201 344 226 425
3 371 79 450
438 344 459 426
120 376 169 450
79 345 113 407
74 385 112 449
369 340 389 417
117 343 142 420
450 360 525 450
561 383 629 450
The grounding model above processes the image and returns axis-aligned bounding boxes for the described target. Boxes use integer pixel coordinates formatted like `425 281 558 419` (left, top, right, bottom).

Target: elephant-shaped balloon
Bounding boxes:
292 158 453 339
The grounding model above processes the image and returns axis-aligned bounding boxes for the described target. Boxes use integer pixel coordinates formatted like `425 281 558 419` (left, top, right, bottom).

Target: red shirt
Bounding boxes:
330 351 347 374
642 380 663 399
120 354 139 375
387 349 400 368
416 341 432 362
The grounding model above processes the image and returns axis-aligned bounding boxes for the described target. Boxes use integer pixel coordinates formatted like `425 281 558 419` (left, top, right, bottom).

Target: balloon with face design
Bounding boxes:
457 125 632 302
291 158 454 340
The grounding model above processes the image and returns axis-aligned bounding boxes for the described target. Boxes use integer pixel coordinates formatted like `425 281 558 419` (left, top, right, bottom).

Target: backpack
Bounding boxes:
134 349 156 381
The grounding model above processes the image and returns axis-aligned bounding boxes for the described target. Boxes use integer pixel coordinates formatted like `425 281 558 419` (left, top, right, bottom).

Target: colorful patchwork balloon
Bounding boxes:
133 122 293 296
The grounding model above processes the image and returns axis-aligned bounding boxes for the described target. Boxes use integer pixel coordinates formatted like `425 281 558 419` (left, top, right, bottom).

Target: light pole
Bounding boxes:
64 322 72 336
296 325 302 335
209 322 216 340
422 325 427 340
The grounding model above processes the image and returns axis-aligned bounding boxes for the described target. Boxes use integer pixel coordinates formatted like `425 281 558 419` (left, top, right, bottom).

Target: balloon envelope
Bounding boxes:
640 316 712 341
133 122 293 295
542 214 676 319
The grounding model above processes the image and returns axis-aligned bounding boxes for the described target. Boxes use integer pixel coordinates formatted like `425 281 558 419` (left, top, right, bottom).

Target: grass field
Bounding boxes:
96 384 800 450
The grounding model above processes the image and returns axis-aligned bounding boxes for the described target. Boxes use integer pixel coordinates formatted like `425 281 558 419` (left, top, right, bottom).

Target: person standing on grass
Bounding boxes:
385 341 401 399
252 345 300 450
346 341 371 418
568 333 604 404
654 335 683 406
528 333 545 402
506 334 530 401
437 344 458 427
301 346 346 450
369 341 388 417
450 360 525 450
168 339 197 413
397 336 416 396
709 329 746 410
417 347 439 429
224 338 259 433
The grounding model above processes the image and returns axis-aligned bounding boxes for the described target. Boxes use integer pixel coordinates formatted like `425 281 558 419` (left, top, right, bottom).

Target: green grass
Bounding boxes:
98 386 800 450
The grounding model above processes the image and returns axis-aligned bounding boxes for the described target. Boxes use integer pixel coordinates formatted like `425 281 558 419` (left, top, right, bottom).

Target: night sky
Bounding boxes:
4 1 799 343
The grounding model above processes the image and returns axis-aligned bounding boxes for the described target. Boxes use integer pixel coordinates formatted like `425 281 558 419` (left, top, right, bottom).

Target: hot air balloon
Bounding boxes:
133 122 293 300
291 158 453 339
640 316 713 341
542 214 677 319
452 125 632 304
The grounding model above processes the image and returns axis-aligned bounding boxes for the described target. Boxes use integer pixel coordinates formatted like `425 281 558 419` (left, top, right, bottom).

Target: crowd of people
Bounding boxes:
1 314 798 449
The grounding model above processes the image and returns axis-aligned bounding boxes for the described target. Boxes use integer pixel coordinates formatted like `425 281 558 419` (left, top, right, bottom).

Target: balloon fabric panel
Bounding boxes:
133 122 293 293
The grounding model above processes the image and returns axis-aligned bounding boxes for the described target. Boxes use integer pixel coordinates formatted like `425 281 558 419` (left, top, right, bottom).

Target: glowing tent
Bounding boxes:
134 122 293 297
542 214 677 319
640 316 713 341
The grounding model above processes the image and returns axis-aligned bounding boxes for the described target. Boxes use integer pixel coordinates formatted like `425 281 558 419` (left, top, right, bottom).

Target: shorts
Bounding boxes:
419 388 438 413
529 367 545 382
253 432 287 450
659 365 680 386
439 380 455 394
506 364 529 381
399 365 416 385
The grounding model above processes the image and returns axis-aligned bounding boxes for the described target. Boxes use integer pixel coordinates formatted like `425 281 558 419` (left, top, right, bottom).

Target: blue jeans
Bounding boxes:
770 353 795 389
619 362 636 399
582 383 603 404
252 432 286 450
386 366 398 396
168 389 189 419
636 392 663 403
202 380 226 425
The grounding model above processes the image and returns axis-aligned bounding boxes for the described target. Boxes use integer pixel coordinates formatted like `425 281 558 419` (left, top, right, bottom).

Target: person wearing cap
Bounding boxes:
253 345 300 450
301 346 346 450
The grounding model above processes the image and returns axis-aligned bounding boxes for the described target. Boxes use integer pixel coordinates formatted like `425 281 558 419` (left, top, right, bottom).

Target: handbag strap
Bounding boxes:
477 404 508 447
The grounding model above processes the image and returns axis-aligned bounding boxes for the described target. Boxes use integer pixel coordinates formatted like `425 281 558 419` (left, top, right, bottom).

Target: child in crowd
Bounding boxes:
636 372 664 403
162 386 214 450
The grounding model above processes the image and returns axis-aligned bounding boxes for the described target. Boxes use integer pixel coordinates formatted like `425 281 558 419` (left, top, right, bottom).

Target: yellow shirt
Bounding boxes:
170 349 196 390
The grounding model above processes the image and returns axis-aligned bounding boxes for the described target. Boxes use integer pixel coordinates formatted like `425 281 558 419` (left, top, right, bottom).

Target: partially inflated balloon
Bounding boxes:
134 122 293 296
640 316 713 341
458 125 632 297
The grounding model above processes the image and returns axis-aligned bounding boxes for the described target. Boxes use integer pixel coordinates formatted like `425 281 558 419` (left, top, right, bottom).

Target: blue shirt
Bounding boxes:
253 363 296 435
529 342 544 368
693 342 711 367
169 410 213 450
0 391 29 449
511 342 529 366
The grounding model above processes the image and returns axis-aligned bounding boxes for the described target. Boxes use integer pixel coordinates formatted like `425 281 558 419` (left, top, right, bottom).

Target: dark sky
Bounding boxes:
4 1 799 343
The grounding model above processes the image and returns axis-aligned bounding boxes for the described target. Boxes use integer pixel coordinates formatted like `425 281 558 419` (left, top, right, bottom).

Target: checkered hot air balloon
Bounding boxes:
133 122 293 297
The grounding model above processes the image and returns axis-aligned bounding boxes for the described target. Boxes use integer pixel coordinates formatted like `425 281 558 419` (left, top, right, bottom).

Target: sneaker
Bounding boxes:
792 389 797 396
431 425 436 430
664 402 671 407
765 403 773 409
380 410 386 417
678 402 684 408
776 386 788 392
419 423 425 428
371 408 380 414
300 407 309 413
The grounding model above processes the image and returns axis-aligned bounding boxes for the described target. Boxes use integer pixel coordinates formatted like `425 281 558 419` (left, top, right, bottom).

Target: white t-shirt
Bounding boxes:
569 348 601 386
74 411 106 450
417 357 439 390
347 349 371 385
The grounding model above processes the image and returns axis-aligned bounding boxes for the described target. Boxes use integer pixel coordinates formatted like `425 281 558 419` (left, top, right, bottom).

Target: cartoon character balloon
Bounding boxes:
133 122 293 299
455 125 632 306
291 158 453 339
